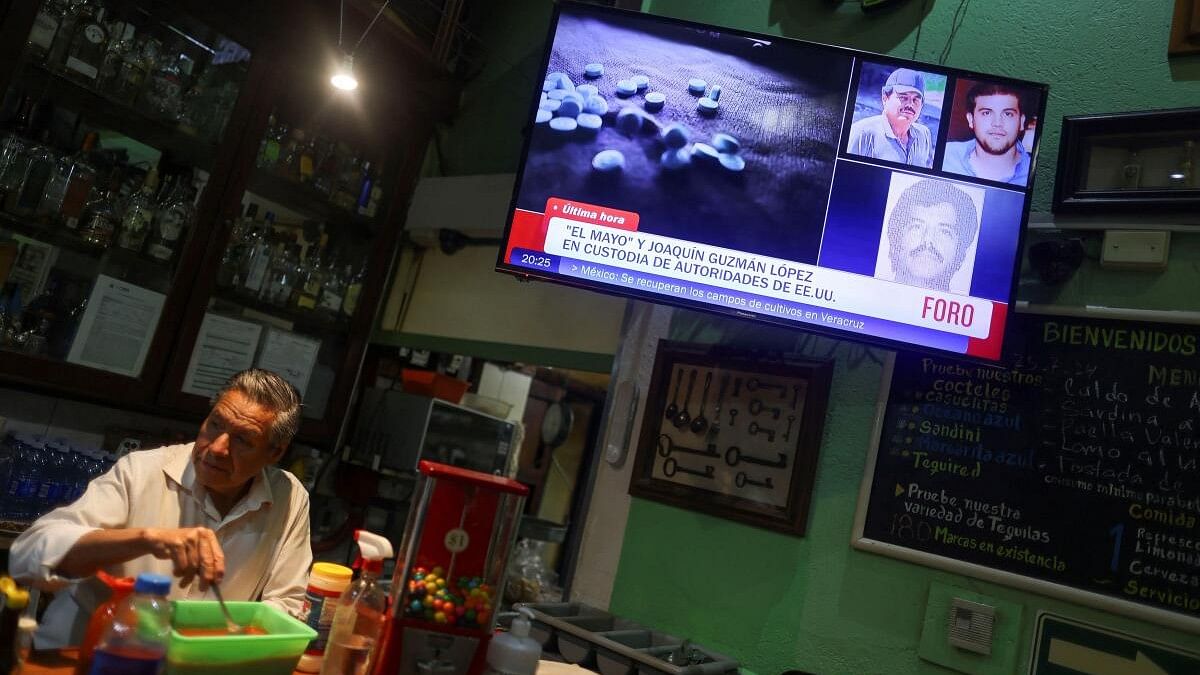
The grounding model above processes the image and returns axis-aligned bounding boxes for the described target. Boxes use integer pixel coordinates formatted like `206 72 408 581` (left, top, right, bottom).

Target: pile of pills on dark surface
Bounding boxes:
535 65 744 176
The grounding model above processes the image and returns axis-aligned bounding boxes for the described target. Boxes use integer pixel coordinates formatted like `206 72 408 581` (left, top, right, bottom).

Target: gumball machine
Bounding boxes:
371 460 528 675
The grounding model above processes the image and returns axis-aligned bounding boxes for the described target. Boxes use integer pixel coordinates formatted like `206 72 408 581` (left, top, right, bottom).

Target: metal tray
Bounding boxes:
516 602 739 675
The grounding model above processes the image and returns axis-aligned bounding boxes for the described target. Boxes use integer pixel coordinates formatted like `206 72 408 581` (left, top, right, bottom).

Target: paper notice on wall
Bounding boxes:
181 313 263 398
255 327 320 397
66 275 165 377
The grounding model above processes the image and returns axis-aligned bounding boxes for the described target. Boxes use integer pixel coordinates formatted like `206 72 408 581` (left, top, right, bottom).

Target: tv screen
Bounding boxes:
496 2 1048 361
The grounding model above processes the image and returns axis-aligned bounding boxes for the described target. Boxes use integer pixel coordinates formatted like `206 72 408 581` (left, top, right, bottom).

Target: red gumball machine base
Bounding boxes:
370 461 528 675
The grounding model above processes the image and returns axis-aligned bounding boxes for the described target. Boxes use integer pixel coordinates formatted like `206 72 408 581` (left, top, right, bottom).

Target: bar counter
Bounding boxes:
23 649 306 674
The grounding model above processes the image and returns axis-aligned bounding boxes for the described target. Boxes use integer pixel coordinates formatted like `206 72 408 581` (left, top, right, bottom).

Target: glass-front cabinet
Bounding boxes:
0 0 455 444
160 104 392 439
0 0 251 399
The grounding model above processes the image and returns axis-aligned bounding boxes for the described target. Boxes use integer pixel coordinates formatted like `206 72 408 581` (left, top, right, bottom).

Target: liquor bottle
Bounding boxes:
241 211 275 294
46 0 88 70
143 47 184 122
312 136 338 196
0 97 36 205
317 261 344 317
97 22 134 94
1173 140 1195 188
298 137 316 184
217 202 256 287
262 243 298 306
26 0 69 62
292 250 324 310
342 265 365 317
256 115 285 169
145 182 194 263
78 189 119 248
116 169 158 251
10 133 57 217
57 133 98 229
355 161 372 215
278 128 305 181
39 132 96 223
113 36 155 105
333 155 360 210
63 5 109 85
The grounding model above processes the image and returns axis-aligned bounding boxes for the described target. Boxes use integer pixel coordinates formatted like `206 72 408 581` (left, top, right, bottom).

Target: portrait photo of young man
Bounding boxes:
874 173 985 295
941 79 1041 187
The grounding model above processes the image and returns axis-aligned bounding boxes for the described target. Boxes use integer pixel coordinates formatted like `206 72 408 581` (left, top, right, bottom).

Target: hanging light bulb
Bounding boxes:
330 0 389 92
331 53 358 91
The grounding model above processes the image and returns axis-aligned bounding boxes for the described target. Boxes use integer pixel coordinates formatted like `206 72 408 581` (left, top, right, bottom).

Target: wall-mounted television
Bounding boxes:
496 2 1048 361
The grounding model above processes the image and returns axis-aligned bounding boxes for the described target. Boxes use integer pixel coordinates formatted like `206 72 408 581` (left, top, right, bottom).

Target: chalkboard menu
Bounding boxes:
854 311 1200 631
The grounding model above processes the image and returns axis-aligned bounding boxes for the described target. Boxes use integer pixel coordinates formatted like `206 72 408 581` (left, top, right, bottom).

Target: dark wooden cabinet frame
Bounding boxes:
629 341 832 536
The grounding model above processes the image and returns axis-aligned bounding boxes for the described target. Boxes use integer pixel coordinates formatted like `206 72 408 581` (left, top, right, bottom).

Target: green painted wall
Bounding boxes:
605 2 1200 674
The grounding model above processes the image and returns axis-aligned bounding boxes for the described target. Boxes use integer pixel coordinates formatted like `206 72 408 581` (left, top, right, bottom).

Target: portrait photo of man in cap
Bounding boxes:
845 64 946 169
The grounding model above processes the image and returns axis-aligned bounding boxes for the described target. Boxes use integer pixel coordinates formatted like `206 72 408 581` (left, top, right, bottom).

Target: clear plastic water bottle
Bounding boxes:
37 437 68 511
0 434 14 519
4 434 45 520
88 572 172 675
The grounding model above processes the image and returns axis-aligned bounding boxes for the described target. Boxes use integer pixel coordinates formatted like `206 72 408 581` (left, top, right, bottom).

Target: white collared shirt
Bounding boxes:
10 443 313 648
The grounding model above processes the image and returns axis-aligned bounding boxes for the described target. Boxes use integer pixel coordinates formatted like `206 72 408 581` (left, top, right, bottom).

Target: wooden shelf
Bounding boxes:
246 169 376 235
212 287 351 335
16 62 217 171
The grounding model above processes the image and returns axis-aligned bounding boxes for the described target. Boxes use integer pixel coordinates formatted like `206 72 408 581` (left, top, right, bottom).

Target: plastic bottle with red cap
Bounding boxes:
75 571 137 675
319 530 393 675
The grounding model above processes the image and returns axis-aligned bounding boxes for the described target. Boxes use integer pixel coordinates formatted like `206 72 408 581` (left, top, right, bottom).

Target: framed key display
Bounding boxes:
629 340 833 536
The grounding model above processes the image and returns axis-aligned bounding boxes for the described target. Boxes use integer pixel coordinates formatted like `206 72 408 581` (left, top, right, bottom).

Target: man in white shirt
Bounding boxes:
11 369 313 648
846 67 935 168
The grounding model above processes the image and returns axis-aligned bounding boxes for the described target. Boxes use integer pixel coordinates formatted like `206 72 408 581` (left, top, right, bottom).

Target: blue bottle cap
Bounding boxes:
135 572 172 596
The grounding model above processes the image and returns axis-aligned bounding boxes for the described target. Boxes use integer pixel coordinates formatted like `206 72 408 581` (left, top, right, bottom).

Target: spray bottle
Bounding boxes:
320 530 393 675
484 607 541 675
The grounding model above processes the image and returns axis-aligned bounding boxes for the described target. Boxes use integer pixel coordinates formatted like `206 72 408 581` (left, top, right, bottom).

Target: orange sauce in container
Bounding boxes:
175 626 269 637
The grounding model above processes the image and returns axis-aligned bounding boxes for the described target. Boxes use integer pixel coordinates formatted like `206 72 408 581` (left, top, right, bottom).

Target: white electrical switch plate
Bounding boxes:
1101 230 1170 270
947 597 995 655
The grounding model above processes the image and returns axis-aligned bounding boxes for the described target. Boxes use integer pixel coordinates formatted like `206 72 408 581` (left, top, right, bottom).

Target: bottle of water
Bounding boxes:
37 437 67 512
5 434 44 520
89 572 173 675
0 434 14 519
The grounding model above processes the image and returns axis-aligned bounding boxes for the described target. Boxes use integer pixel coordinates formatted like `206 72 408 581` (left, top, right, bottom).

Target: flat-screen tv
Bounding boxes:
496 2 1048 361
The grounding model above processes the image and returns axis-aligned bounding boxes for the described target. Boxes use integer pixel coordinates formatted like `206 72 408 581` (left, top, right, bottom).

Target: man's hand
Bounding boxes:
143 527 226 589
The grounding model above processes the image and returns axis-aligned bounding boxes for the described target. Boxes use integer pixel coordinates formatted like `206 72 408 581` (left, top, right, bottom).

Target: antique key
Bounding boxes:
728 408 738 428
662 457 715 479
746 378 786 398
748 398 781 420
706 375 730 443
735 472 774 489
747 421 776 442
725 445 787 468
783 415 796 442
791 384 801 410
657 434 719 459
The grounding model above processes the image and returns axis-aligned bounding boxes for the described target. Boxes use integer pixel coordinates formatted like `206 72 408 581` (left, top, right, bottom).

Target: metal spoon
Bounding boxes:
690 372 713 434
664 369 684 421
211 581 245 634
673 369 697 429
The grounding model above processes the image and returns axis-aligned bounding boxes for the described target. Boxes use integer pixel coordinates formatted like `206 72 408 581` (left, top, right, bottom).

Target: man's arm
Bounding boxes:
10 454 136 590
259 480 312 617
10 452 226 589
58 527 226 589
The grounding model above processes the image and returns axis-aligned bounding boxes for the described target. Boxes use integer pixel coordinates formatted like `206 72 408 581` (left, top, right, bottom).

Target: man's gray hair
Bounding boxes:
211 368 303 448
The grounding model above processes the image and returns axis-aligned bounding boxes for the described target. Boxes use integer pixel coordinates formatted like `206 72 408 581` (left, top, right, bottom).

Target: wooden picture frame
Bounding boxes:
1052 107 1200 214
629 341 833 536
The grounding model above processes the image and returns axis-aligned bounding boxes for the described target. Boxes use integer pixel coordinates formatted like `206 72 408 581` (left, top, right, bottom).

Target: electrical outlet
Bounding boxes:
1101 230 1170 270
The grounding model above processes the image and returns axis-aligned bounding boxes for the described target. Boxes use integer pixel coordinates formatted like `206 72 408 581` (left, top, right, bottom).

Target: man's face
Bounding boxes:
193 390 283 497
893 202 961 284
967 94 1025 155
882 89 923 133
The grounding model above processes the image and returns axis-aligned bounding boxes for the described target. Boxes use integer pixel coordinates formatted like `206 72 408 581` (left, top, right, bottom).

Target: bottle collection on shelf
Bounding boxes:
25 0 246 144
0 96 198 262
255 110 385 219
216 202 366 323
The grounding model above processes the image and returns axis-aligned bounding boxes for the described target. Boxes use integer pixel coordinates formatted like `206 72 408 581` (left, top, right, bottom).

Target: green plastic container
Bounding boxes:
167 600 317 675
